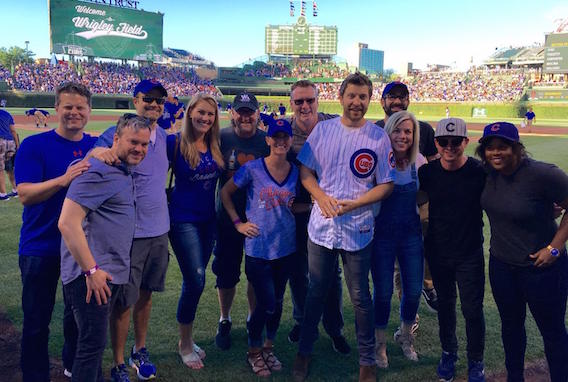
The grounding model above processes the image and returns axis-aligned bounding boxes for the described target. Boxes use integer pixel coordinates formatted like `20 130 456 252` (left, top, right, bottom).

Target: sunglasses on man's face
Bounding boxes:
141 96 166 105
436 137 464 148
293 98 316 106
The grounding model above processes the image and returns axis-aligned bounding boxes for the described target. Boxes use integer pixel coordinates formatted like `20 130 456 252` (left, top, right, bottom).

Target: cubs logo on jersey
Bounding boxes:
388 150 396 168
350 148 377 179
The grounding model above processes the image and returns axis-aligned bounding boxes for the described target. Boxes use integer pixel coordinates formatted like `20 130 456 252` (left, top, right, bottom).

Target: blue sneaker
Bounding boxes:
437 351 458 382
468 360 485 382
111 364 131 382
129 347 156 380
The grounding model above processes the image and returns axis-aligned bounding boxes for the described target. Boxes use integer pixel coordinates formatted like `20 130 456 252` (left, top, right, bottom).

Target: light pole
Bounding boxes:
24 41 29 62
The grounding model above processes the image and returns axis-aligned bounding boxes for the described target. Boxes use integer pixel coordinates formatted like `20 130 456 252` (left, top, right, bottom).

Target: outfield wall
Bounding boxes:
2 91 567 119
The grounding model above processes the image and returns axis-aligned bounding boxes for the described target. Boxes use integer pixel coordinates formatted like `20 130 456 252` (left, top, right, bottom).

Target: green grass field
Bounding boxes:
1 125 567 381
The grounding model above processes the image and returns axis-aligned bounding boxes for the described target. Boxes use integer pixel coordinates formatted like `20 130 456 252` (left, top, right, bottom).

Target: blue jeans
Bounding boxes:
372 225 424 327
490 255 568 382
169 221 215 324
428 249 486 361
299 240 375 366
19 255 77 382
288 210 344 337
245 255 293 348
63 276 119 382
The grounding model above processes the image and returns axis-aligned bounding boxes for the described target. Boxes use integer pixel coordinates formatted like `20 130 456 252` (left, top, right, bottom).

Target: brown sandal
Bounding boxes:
247 351 271 377
262 347 282 371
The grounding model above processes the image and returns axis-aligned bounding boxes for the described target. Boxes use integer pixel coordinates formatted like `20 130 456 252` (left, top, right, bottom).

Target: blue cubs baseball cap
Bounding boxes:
267 118 292 137
133 79 167 97
382 81 409 98
480 122 519 143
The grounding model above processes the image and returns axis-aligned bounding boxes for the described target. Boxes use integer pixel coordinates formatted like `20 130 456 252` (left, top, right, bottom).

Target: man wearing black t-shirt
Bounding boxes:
376 81 439 317
418 118 486 382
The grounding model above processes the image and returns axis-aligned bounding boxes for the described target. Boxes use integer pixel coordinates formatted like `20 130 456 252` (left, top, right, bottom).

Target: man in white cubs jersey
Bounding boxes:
292 73 394 382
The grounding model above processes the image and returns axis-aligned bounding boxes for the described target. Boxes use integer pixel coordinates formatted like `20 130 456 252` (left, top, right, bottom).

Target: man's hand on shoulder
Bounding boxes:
89 147 119 165
59 160 91 188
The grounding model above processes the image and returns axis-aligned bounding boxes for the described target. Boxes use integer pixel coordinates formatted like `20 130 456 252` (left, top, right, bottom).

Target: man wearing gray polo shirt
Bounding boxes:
58 114 151 382
93 80 170 381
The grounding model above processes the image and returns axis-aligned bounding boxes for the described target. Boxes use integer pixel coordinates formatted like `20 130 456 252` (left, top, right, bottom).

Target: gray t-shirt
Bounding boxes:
217 127 269 222
481 158 568 267
61 158 136 285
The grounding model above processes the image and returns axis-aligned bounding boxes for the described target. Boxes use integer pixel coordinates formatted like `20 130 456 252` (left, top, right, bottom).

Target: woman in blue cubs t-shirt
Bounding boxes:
167 93 224 370
221 119 298 377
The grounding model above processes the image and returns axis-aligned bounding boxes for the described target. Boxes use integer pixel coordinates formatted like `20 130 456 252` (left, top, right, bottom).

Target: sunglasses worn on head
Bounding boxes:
141 96 165 105
293 98 316 106
436 137 464 147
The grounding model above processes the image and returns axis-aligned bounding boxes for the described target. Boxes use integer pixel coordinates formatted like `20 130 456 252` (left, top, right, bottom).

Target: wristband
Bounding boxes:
232 218 242 225
82 265 99 277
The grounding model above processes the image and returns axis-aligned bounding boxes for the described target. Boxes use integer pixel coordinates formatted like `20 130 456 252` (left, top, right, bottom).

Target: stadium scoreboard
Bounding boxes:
265 17 337 56
544 32 568 74
48 0 163 61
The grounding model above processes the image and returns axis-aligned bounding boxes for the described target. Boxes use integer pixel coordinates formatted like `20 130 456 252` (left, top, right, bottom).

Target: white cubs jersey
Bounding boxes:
297 117 394 251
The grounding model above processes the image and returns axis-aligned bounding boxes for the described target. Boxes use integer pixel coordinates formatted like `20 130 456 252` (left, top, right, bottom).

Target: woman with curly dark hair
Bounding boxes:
476 122 568 382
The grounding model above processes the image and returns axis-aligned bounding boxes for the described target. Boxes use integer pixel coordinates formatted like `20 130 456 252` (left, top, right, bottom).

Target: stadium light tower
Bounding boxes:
25 41 29 61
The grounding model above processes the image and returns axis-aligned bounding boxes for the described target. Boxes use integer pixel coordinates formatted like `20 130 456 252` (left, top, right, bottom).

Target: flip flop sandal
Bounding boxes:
178 342 204 370
247 351 271 377
193 343 206 360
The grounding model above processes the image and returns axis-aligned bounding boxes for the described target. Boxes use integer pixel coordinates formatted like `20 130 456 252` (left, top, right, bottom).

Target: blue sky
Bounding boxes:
1 0 567 71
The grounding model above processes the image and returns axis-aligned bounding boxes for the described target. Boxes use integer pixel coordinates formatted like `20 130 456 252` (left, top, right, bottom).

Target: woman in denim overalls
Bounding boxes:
372 111 425 368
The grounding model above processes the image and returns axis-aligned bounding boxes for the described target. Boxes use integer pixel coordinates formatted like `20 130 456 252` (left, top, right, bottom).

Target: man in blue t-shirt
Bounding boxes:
0 108 18 200
58 114 151 382
15 82 97 382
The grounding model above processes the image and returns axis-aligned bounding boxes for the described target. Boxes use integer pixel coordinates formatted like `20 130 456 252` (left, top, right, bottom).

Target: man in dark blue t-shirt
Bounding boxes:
15 82 97 381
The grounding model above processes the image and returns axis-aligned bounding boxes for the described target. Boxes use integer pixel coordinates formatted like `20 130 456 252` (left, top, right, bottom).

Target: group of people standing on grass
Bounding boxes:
13 73 568 382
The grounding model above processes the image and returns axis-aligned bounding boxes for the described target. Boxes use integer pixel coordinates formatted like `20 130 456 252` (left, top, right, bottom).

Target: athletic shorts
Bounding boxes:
211 217 245 289
0 139 16 170
115 233 170 307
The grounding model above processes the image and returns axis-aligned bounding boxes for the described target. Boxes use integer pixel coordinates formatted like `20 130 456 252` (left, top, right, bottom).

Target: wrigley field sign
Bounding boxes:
49 0 163 60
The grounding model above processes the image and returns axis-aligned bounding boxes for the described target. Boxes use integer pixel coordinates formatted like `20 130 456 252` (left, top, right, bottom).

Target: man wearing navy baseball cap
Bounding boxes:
212 90 270 351
91 79 170 381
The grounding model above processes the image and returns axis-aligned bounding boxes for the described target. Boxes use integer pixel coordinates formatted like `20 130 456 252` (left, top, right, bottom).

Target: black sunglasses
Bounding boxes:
436 137 464 147
293 98 316 106
141 96 166 105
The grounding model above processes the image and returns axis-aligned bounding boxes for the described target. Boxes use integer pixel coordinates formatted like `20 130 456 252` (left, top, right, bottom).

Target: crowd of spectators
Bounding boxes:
406 68 528 102
6 62 81 92
0 62 221 98
241 62 291 78
290 62 350 80
140 65 220 97
0 62 530 102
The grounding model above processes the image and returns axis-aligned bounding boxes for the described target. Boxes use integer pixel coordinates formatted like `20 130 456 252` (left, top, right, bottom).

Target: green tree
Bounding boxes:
0 46 35 72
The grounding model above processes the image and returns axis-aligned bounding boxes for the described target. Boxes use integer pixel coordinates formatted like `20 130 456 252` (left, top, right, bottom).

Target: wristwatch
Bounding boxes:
547 245 560 257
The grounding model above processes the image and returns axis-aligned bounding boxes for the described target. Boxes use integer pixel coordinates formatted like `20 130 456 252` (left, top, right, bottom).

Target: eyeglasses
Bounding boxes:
141 96 166 105
385 94 408 101
293 98 316 106
436 137 464 147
